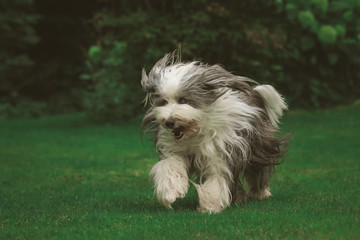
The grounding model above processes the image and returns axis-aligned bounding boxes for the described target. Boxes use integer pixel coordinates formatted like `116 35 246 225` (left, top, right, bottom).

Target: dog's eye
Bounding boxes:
156 99 168 106
178 97 187 104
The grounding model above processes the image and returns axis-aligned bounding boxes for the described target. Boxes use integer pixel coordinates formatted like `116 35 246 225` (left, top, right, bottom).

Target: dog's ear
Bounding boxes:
141 68 155 93
148 53 171 81
141 54 173 93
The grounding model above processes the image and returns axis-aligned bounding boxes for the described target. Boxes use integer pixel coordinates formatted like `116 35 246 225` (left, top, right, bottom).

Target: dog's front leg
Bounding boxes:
195 174 231 213
149 156 189 209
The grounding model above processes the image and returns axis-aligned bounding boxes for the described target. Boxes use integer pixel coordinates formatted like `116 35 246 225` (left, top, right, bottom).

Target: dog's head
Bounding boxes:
141 53 254 141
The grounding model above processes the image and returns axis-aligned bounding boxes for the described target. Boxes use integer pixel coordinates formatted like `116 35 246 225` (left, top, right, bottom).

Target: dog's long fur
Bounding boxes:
141 53 290 213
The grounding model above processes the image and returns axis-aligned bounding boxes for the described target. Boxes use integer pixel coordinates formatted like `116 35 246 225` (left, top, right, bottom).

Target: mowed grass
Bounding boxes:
0 106 359 239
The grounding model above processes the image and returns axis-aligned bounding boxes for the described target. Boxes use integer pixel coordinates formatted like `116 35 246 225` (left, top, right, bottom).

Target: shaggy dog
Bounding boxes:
141 53 289 213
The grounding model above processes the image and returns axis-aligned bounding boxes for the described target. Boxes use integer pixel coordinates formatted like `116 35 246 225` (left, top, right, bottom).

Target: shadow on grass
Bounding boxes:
103 184 200 214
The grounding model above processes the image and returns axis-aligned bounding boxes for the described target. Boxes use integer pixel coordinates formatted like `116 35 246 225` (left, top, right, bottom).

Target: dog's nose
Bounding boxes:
165 117 176 129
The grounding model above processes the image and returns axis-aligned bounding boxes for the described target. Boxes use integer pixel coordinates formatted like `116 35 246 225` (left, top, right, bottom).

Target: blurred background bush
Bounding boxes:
0 0 359 122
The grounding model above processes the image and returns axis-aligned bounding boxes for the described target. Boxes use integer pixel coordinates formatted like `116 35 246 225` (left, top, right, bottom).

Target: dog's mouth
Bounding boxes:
172 126 186 140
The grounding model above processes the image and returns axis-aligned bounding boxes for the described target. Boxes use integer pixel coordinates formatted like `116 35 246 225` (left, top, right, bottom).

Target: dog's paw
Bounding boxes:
194 180 229 214
158 192 177 209
150 160 189 209
155 175 188 209
157 187 187 209
155 182 188 209
197 205 223 214
247 188 271 200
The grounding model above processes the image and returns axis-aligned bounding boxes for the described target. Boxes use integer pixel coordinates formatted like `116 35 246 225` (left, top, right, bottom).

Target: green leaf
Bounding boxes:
80 74 91 80
343 10 353 21
285 3 297 10
298 10 318 32
317 25 337 44
88 46 102 64
334 24 346 37
89 46 101 58
114 41 127 51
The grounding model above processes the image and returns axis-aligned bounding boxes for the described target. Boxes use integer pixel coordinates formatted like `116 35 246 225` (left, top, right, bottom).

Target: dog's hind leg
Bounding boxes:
149 156 189 209
231 178 247 204
244 165 272 200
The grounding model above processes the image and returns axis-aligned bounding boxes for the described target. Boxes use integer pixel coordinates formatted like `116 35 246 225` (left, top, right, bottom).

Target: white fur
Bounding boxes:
149 156 189 209
152 89 261 212
254 85 287 128
194 175 231 213
158 63 199 98
247 187 272 200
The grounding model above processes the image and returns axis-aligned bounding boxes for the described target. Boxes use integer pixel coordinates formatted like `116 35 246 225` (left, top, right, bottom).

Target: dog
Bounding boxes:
141 52 290 213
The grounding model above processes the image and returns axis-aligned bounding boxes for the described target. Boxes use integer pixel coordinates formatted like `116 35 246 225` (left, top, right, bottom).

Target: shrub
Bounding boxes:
0 98 46 119
81 0 360 122
279 0 360 107
0 0 40 105
81 41 143 123
83 0 292 123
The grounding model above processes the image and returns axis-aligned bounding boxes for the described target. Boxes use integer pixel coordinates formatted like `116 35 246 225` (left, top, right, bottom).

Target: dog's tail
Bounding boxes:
254 85 287 128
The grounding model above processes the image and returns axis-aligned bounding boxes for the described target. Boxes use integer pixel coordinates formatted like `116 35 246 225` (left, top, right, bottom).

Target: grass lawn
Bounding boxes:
0 105 359 239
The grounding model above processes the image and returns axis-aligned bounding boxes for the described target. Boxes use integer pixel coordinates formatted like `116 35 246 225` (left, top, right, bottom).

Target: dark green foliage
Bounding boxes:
0 0 40 103
1 0 359 120
0 98 46 118
0 0 98 118
82 0 360 122
82 42 143 123
280 0 360 107
28 0 99 102
84 0 292 122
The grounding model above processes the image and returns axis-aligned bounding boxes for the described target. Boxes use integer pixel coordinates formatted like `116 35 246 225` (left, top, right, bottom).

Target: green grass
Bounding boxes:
1 106 359 239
